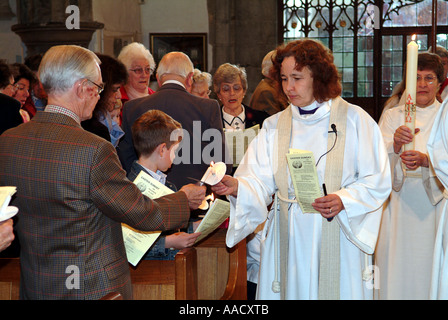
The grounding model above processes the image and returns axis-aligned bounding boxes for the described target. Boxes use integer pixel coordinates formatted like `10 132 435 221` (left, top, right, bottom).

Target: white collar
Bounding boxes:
222 105 246 130
291 100 331 122
301 100 320 111
138 162 167 185
163 80 185 89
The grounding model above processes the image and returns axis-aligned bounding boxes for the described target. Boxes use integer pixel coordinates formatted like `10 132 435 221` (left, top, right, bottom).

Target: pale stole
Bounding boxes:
273 97 348 300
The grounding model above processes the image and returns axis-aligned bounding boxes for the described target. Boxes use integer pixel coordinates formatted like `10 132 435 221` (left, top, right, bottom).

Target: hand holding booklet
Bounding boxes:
194 198 230 243
122 171 173 266
286 149 323 213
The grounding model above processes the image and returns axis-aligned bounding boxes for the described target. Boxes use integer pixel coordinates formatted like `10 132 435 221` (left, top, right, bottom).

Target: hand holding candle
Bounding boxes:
200 162 226 186
404 35 418 151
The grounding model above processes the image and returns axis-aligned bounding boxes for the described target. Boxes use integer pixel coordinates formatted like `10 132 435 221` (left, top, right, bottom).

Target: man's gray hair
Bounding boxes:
38 45 100 95
156 52 194 80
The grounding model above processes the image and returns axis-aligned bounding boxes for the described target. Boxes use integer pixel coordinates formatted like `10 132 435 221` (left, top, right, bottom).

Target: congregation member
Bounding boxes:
0 45 206 300
119 51 230 189
117 42 156 105
82 53 126 147
189 68 212 99
0 60 22 134
376 52 446 299
213 62 269 299
23 54 48 118
11 63 37 123
212 39 391 300
128 110 201 260
213 63 269 131
249 50 288 115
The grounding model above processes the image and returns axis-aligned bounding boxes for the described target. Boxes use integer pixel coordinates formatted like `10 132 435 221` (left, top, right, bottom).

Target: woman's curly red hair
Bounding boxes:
270 39 342 103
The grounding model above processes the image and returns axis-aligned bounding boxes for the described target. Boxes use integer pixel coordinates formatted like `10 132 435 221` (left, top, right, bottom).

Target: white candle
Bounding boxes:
404 35 418 151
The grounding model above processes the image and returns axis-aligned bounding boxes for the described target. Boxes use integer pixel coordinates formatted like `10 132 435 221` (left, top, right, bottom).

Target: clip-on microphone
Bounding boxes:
317 123 338 222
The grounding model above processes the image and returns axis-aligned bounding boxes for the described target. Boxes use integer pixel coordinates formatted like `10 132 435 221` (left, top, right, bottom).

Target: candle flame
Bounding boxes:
412 34 416 41
210 161 215 167
211 193 215 202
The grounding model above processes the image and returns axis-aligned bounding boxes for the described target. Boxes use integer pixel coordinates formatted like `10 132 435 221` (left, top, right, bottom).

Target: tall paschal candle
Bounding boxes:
404 36 418 151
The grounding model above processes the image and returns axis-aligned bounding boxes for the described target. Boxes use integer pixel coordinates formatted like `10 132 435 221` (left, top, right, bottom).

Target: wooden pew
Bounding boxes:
130 228 247 300
0 228 247 300
130 246 198 300
0 258 19 300
194 228 247 300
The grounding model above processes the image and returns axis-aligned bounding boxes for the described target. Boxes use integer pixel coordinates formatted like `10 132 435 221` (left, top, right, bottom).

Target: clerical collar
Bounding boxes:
222 106 246 130
163 79 186 89
297 101 323 115
299 107 318 115
45 105 81 124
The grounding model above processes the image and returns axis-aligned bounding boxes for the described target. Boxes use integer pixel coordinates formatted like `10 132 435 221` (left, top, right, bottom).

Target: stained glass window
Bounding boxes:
282 0 377 98
281 0 448 106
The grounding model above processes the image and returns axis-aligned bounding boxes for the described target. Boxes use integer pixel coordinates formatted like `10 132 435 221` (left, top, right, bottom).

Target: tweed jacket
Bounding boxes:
0 111 190 300
118 83 231 188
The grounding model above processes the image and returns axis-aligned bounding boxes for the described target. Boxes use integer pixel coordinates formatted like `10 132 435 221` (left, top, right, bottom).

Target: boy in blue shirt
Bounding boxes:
128 110 201 260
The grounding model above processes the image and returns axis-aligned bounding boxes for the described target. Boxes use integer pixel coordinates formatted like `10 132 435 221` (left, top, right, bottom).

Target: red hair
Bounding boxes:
270 39 342 103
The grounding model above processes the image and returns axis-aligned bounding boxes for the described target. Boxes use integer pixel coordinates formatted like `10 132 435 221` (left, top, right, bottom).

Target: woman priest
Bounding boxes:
211 39 391 300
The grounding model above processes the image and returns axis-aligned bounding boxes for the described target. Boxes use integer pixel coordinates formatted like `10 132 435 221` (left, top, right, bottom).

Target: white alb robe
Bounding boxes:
376 101 444 300
427 98 448 299
226 99 391 299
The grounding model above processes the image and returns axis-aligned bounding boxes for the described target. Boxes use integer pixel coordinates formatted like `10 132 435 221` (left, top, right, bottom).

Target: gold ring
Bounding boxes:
329 208 332 214
414 161 417 165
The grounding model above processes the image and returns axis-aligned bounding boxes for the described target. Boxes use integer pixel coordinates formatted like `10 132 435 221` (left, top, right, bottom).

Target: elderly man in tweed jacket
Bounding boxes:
0 45 205 300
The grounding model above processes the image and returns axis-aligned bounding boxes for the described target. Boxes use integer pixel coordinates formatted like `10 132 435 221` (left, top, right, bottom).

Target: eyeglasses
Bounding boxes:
87 79 105 94
7 83 18 93
220 84 243 93
417 75 437 85
14 83 29 93
129 67 152 75
192 89 211 97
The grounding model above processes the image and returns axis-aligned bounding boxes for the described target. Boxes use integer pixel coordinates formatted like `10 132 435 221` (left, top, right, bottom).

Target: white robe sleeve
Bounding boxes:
427 99 448 299
335 107 392 254
428 100 448 191
226 125 277 248
380 107 443 205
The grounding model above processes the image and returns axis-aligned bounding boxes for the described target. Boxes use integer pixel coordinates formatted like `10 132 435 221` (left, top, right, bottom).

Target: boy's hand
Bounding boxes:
180 184 206 210
165 232 201 249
